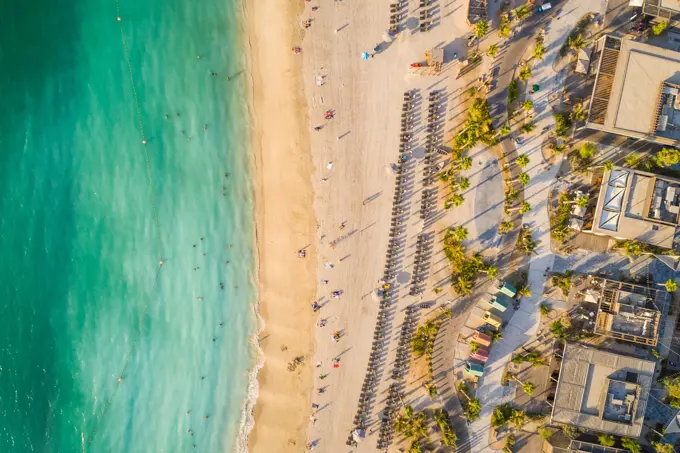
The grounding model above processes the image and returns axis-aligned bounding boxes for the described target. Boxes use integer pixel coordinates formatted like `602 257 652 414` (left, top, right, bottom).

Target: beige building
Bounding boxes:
591 166 680 248
642 0 680 21
591 278 667 347
586 35 680 144
551 344 656 438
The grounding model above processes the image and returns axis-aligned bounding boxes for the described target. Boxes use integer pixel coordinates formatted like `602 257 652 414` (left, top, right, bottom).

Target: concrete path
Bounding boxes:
466 1 603 451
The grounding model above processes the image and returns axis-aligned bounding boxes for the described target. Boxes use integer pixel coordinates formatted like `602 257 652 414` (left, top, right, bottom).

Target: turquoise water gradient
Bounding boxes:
0 0 257 451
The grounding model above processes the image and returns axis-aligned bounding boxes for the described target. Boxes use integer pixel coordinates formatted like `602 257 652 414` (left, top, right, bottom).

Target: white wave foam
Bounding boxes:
234 300 265 453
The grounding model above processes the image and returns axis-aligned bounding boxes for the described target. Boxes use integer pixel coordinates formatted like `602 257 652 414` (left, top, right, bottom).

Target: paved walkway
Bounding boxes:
466 1 603 451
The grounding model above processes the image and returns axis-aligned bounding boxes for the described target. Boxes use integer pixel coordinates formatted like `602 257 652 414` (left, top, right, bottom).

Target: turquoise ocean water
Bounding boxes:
0 0 258 452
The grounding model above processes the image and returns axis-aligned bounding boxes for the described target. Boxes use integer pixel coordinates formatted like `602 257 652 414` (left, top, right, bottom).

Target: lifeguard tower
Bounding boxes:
425 48 443 74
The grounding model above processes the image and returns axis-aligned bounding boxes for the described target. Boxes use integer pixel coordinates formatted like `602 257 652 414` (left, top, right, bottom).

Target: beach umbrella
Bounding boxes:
361 52 370 60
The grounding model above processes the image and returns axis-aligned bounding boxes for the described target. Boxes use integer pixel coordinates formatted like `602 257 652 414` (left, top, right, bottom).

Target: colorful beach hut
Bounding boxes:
483 310 502 328
470 347 489 363
496 281 517 298
473 331 492 347
465 361 484 377
488 295 508 312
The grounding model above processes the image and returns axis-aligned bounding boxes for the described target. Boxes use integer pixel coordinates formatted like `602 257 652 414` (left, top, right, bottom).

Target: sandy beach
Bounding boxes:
247 0 498 450
246 0 316 452
297 0 493 451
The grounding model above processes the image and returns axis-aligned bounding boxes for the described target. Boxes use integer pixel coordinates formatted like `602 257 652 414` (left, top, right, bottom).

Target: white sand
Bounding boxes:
298 0 494 450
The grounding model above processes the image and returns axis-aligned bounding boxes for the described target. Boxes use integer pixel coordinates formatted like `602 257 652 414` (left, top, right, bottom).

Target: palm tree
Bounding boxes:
579 143 596 159
510 409 526 429
491 330 503 342
469 341 480 353
666 279 678 292
505 186 519 202
598 434 615 447
458 177 471 190
625 152 640 168
519 65 532 81
621 438 641 453
517 154 530 167
570 102 587 121
408 441 423 453
452 226 468 242
499 221 514 234
475 20 489 38
568 34 585 51
454 276 474 294
618 240 645 262
446 193 465 209
517 172 531 186
522 100 533 112
456 381 470 395
653 442 674 453
465 398 482 421
520 122 535 134
533 43 545 60
540 303 551 316
506 201 531 214
487 44 499 58
528 354 547 367
604 160 614 171
519 201 531 214
427 383 438 399
443 430 457 447
500 124 511 136
518 228 536 253
457 156 473 170
518 285 531 297
515 5 529 21
486 266 499 279
563 195 588 207
522 381 536 395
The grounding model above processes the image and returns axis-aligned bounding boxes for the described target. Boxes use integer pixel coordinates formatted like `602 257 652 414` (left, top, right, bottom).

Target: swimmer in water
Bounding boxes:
164 114 169 119
204 124 207 132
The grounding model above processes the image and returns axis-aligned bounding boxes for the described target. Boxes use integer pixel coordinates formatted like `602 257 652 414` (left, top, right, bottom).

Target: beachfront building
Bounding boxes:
544 435 634 453
551 343 656 438
590 277 668 346
591 166 680 249
585 35 680 145
642 0 680 22
466 0 486 26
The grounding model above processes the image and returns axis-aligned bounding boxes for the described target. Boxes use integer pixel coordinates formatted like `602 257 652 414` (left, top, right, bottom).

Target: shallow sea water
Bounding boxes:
0 0 257 451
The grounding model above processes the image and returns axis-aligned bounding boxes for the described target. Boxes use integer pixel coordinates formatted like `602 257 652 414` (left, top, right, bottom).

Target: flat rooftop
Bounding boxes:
594 278 667 346
591 166 680 248
644 0 680 20
551 343 655 437
662 0 680 11
587 36 680 144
